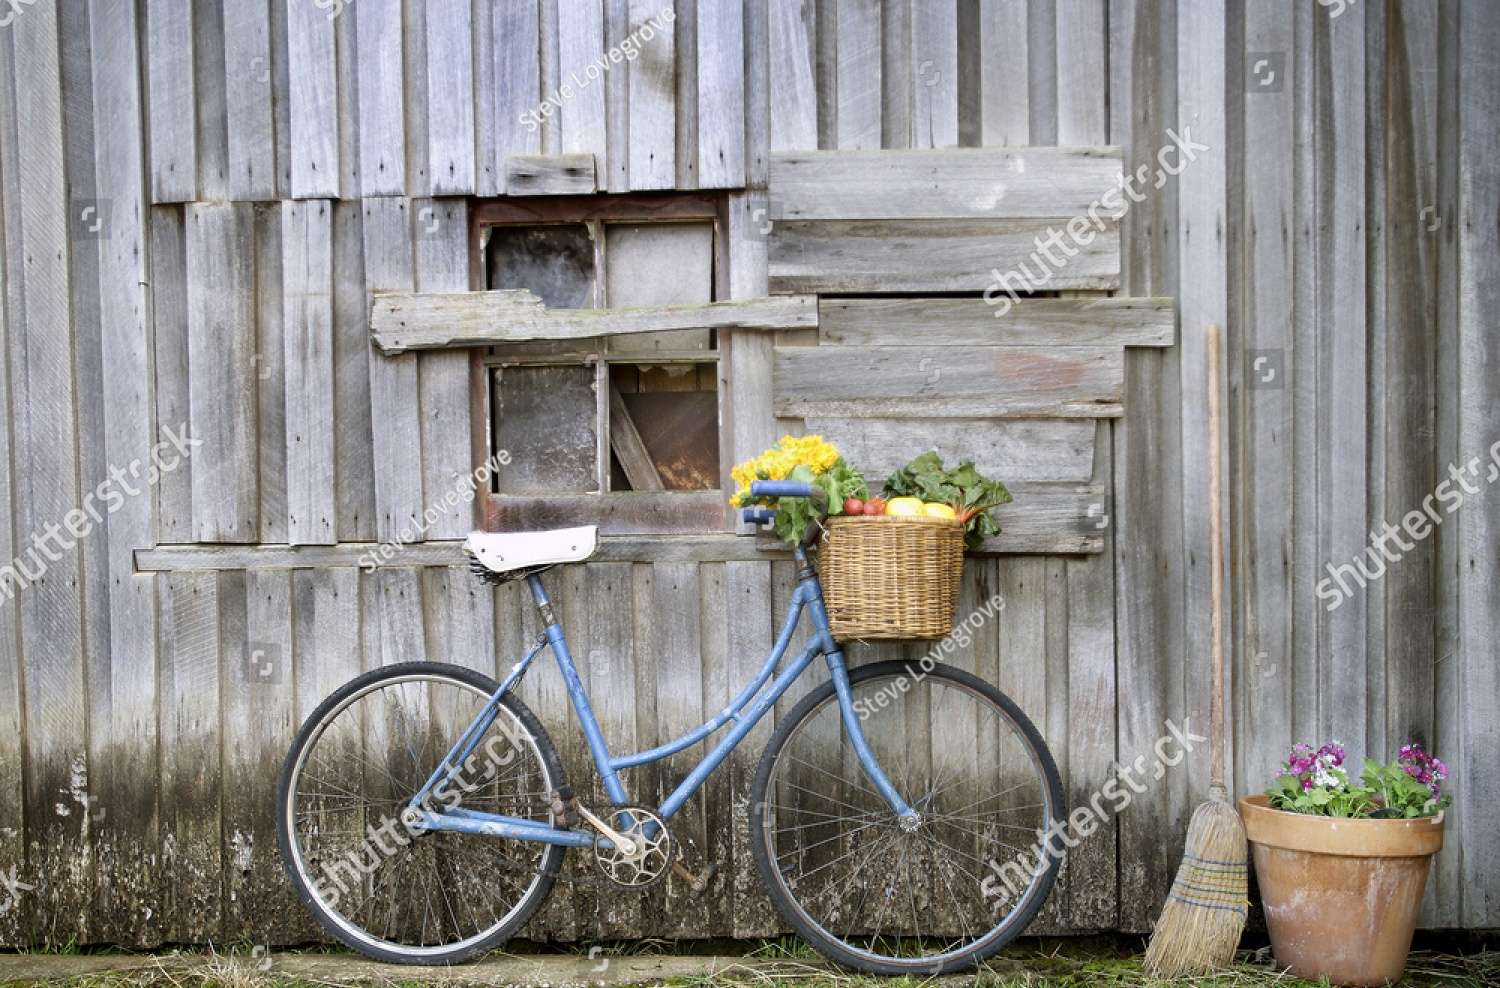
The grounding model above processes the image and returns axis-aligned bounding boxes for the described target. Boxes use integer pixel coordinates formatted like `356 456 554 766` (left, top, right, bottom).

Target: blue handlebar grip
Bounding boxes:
750 480 815 498
741 507 776 525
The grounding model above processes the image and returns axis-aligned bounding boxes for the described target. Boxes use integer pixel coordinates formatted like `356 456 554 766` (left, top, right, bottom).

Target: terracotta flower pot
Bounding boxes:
1240 794 1444 987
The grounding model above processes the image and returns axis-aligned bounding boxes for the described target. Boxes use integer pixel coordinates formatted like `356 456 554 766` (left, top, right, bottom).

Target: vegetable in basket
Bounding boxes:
730 436 868 544
883 451 1013 549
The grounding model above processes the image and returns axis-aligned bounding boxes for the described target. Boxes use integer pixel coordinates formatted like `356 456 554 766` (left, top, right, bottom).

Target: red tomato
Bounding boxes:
864 498 886 515
843 497 865 515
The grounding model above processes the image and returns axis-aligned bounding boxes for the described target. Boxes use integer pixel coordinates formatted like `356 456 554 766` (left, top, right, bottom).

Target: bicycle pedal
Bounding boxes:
671 859 718 894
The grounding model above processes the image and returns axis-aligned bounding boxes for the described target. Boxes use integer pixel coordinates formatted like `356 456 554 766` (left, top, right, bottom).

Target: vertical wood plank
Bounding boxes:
1427 0 1462 929
1380 0 1438 770
1055 0 1106 145
332 201 376 542
770 0 818 150
1026 0 1057 144
361 198 425 541
146 0 196 202
909 0 958 147
287 0 340 198
9 5 93 934
1318 0 1368 758
1109 0 1180 930
558 0 610 176
425 0 476 194
186 203 259 542
89 0 161 942
192 0 229 200
627 0 676 188
254 204 287 545
1176 0 1228 808
1234 0 1295 839
495 0 543 192
602 0 630 192
835 0 881 148
282 200 338 544
224 571 298 938
57 0 114 939
159 573 222 942
413 199 473 540
673 0 698 186
880 0 912 148
223 0 277 200
1456 0 1500 927
150 207 193 543
695 0 745 187
580 561 641 937
0 26 24 941
726 561 776 937
979 0 1028 145
355 0 406 195
743 0 770 186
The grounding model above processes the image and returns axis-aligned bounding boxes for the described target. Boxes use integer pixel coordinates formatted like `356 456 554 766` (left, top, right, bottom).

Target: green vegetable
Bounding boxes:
770 460 868 545
883 451 1012 549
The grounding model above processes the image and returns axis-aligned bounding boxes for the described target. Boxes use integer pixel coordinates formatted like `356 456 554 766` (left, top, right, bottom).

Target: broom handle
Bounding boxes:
1206 323 1226 791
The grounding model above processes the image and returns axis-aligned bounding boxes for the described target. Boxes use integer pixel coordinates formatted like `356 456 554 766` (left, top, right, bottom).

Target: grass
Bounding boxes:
0 939 1494 988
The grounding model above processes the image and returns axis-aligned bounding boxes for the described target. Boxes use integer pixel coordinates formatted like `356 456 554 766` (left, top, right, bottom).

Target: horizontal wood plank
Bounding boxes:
769 146 1123 219
775 345 1125 418
504 152 599 195
134 486 1105 572
372 290 817 352
803 417 1096 483
768 218 1120 293
819 297 1175 347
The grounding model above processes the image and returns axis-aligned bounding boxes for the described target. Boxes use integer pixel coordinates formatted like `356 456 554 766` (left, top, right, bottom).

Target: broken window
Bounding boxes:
474 195 730 533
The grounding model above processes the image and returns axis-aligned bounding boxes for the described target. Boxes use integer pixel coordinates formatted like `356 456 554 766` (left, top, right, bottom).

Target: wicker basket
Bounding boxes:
817 513 965 640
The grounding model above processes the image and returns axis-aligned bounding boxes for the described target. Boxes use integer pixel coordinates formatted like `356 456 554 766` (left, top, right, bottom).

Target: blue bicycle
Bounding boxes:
277 481 1064 974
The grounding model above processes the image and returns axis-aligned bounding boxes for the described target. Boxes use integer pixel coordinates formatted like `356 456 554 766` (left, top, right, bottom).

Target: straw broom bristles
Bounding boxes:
1144 324 1248 977
1142 783 1248 977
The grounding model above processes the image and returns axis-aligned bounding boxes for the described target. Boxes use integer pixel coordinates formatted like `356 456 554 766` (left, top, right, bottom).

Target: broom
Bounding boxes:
1142 323 1248 977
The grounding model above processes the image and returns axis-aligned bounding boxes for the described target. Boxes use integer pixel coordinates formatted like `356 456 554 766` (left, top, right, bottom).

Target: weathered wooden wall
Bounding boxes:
0 0 1496 948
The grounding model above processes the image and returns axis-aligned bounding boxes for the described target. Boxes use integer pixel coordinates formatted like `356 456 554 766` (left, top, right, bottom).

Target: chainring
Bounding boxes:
588 805 674 890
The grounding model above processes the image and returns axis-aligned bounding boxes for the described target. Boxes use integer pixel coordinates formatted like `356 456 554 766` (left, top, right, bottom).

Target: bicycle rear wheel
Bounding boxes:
276 662 566 964
750 660 1064 975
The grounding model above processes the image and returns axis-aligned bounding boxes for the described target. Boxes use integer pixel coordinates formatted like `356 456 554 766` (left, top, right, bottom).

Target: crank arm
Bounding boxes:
576 803 637 856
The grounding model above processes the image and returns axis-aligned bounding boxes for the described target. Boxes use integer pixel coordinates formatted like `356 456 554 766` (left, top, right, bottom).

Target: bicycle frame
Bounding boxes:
406 544 915 848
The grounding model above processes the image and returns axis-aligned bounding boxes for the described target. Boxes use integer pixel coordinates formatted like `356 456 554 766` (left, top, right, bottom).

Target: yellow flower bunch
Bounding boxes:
730 434 842 507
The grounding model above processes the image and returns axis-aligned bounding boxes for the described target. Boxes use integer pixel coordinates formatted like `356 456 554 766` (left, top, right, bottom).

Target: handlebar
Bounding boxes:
750 480 816 499
740 507 776 525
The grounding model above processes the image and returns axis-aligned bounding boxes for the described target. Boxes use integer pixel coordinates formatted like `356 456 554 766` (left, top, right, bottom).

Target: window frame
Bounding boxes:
466 192 736 535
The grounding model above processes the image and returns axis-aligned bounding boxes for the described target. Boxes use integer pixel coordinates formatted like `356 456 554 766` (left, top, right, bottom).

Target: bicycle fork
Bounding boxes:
796 546 920 828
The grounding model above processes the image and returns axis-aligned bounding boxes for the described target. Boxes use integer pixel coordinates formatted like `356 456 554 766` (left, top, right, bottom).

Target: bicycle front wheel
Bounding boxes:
276 661 566 964
750 660 1064 975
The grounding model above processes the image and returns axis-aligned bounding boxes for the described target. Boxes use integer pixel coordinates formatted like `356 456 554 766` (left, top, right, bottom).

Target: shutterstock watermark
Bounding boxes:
979 718 1207 909
852 592 1008 721
311 725 523 909
984 127 1209 318
0 423 201 603
358 450 512 572
1316 441 1500 612
519 6 675 133
0 865 32 916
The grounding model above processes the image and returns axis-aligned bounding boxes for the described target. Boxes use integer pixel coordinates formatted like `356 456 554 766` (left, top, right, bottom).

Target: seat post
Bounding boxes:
526 572 557 626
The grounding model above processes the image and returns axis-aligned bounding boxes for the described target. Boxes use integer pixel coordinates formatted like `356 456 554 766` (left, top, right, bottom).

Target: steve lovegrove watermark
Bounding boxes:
984 127 1209 318
0 423 200 603
519 6 675 133
311 725 522 908
852 591 1007 721
1315 440 1500 612
979 718 1207 908
357 450 512 572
